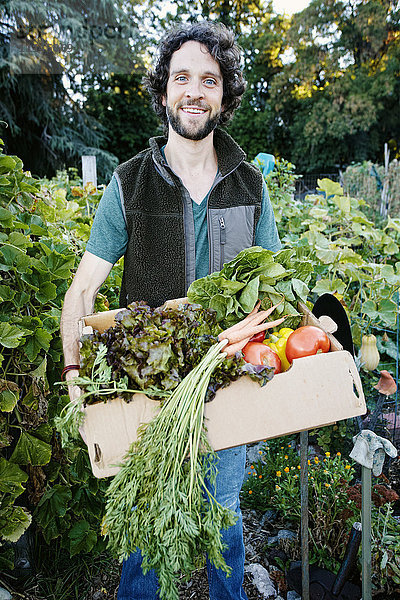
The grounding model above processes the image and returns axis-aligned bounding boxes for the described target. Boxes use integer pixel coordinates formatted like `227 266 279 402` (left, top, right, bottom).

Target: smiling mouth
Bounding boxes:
181 106 207 115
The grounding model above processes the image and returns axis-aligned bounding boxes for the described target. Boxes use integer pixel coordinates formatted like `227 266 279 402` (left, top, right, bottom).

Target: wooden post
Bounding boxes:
362 465 372 600
300 429 310 600
380 144 390 218
82 155 97 190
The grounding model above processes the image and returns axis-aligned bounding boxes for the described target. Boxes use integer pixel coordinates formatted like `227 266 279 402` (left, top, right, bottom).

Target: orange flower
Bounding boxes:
249 490 253 494
284 467 290 473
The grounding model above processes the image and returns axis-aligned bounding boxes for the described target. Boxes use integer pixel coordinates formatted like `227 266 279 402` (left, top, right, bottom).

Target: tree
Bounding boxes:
0 0 145 179
83 70 161 163
268 0 400 171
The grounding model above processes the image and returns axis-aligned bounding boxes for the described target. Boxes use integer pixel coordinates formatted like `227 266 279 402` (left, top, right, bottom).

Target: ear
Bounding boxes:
162 95 167 107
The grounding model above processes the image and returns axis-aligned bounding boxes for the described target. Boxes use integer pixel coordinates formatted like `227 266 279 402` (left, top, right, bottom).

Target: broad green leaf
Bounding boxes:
24 327 52 362
0 155 16 174
0 285 15 302
0 322 26 348
379 264 400 285
31 356 49 393
0 245 32 273
383 241 399 255
361 300 379 320
8 232 32 249
39 250 75 279
385 216 400 233
292 278 309 302
315 247 341 264
377 299 398 327
377 335 398 360
238 276 260 312
312 278 346 295
332 195 351 214
10 430 52 466
317 178 343 198
0 207 13 226
0 380 19 411
0 505 32 543
209 294 233 321
36 484 72 528
0 457 28 497
36 281 57 303
68 520 97 555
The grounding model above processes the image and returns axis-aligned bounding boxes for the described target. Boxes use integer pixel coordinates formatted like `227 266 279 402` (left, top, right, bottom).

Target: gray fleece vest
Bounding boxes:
115 128 263 308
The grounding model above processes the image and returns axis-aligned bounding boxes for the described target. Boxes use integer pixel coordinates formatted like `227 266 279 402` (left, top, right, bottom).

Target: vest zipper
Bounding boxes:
219 216 226 267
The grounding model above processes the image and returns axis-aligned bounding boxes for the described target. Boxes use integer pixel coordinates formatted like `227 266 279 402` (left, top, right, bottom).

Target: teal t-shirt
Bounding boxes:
87 174 281 277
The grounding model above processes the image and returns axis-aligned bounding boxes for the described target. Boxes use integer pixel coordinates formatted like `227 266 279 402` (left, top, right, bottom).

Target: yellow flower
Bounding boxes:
325 483 331 488
275 485 281 490
314 457 319 464
345 464 351 470
324 470 328 474
336 452 341 457
325 452 331 458
259 450 263 454
285 455 289 459
249 490 253 494
276 471 282 477
297 465 301 470
281 446 284 449
284 466 290 473
308 460 311 466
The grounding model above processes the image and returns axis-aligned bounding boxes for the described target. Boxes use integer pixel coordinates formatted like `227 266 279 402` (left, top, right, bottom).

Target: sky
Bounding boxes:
272 0 311 14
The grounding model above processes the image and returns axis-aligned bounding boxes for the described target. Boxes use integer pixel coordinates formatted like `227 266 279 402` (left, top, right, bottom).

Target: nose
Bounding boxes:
185 77 204 99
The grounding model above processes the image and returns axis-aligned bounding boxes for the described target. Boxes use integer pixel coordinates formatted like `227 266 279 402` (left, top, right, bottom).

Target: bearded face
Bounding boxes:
162 41 224 141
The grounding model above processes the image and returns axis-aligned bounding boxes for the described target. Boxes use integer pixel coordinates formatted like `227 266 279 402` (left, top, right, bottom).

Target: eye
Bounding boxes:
204 78 217 86
175 75 188 82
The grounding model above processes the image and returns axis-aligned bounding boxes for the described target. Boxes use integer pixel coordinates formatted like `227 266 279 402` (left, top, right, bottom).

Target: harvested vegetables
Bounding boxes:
187 246 313 329
104 341 236 600
56 245 315 600
264 327 294 371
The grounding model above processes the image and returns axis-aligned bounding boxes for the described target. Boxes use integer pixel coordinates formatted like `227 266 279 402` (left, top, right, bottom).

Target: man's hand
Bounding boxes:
64 368 81 403
64 369 87 444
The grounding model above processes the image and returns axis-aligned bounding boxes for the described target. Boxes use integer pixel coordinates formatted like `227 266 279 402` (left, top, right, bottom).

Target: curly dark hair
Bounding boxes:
144 21 246 128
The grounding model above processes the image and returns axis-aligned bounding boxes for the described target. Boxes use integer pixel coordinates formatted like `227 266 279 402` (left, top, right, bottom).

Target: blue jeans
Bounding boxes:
117 445 249 600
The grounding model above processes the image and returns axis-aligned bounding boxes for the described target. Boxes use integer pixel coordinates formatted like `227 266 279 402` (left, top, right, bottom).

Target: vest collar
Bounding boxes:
149 128 246 178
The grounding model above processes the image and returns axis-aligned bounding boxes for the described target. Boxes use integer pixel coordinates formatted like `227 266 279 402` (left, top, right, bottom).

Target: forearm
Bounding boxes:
60 251 113 367
60 284 97 366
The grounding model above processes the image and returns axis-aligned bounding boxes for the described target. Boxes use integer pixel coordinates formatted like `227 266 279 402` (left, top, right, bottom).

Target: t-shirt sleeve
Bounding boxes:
86 174 128 264
254 179 282 252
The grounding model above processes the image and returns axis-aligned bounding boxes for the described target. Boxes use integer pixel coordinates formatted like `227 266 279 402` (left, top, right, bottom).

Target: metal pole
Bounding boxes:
300 429 310 600
362 465 372 600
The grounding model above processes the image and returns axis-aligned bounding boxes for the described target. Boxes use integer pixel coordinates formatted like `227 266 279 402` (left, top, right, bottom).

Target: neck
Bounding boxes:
163 127 218 177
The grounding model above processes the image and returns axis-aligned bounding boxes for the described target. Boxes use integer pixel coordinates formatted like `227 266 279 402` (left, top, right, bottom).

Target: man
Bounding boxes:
60 21 280 600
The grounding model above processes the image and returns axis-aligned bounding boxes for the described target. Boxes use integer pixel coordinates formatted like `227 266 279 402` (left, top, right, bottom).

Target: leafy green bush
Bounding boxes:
0 140 122 569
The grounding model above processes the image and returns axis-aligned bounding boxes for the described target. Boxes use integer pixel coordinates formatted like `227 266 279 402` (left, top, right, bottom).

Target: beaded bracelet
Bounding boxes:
61 364 80 381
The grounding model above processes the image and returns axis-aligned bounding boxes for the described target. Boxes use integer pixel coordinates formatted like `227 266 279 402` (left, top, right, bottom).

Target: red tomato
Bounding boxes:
242 342 281 374
249 331 265 343
285 326 330 363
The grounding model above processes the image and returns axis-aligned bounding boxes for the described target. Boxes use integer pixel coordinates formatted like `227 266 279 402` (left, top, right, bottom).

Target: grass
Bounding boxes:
1 538 121 600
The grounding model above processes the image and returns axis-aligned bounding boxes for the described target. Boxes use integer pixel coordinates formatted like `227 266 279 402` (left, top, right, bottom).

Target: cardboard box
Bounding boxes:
80 302 366 478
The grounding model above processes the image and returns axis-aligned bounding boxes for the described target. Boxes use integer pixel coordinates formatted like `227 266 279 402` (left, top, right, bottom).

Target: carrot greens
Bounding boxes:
103 341 237 600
